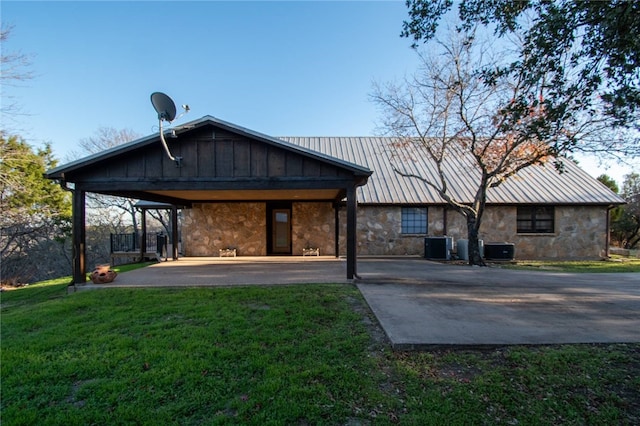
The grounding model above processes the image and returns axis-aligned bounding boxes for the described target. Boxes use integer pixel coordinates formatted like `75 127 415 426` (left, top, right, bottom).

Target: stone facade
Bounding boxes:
182 202 609 260
345 204 608 259
474 205 608 259
292 202 335 256
182 203 267 256
182 202 337 257
338 206 425 255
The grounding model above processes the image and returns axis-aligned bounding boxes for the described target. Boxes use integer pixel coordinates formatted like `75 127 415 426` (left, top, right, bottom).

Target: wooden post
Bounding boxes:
140 209 147 262
72 189 86 284
171 206 179 260
346 185 357 279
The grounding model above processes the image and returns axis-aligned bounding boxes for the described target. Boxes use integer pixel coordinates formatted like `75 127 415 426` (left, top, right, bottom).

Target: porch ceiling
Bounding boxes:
146 188 345 202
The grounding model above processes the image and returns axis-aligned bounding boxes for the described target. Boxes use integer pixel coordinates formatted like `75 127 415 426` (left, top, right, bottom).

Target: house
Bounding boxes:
45 116 624 283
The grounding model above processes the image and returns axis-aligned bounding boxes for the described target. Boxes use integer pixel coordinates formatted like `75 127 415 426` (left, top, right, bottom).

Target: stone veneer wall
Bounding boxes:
342 204 608 259
181 201 336 257
182 203 267 256
336 205 426 256
292 202 335 256
474 205 608 259
182 202 608 259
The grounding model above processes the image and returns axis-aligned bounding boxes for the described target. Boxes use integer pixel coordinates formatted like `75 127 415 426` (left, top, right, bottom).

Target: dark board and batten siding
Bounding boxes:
70 126 350 184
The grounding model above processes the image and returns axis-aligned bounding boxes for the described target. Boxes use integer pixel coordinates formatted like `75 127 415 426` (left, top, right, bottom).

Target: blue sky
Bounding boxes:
3 1 419 155
2 1 635 184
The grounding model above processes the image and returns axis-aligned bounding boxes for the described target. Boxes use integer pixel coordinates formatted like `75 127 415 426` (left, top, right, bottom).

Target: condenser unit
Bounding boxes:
484 243 515 260
424 237 452 260
456 239 484 261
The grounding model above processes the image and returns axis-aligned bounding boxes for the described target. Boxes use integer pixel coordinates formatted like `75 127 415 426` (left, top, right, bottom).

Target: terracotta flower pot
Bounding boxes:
90 264 117 284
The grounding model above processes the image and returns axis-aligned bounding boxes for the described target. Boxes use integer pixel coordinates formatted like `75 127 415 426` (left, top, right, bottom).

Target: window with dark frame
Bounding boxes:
517 206 555 233
401 207 428 234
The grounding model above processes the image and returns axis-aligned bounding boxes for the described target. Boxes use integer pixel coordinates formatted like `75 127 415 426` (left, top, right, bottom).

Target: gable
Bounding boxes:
46 117 371 205
66 125 355 182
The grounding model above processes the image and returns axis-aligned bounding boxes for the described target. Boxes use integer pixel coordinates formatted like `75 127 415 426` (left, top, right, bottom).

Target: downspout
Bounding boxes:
443 206 448 236
334 202 340 258
606 205 613 258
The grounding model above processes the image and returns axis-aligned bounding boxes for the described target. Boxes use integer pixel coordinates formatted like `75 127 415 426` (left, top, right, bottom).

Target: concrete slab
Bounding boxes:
78 256 348 289
355 258 640 349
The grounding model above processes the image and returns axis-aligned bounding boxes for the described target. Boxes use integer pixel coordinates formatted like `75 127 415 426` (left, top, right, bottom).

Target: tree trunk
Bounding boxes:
466 214 485 266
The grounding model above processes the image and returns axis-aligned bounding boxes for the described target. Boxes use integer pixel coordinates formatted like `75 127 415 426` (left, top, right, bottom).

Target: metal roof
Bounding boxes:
44 114 622 206
280 137 625 205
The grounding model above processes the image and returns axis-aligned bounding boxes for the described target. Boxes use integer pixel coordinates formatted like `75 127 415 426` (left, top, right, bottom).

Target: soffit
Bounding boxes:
145 188 344 202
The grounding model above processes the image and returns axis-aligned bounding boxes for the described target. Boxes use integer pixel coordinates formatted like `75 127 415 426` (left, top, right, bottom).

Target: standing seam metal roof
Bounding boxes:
279 136 624 205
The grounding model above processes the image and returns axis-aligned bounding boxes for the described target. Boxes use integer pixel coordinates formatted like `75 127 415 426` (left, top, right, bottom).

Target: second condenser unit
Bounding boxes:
484 243 516 260
456 239 484 261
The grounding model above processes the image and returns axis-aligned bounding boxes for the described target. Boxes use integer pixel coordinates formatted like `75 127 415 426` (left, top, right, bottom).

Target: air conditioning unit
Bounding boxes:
456 239 484 261
484 243 515 260
424 236 452 260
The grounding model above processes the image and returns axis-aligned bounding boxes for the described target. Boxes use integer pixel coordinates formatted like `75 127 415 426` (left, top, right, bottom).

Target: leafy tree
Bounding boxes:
1 133 72 284
598 173 623 223
402 0 640 159
597 173 625 250
597 174 619 194
612 173 640 249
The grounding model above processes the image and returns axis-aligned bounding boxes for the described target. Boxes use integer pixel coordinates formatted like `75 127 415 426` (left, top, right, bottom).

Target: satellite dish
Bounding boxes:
151 92 177 122
150 92 187 167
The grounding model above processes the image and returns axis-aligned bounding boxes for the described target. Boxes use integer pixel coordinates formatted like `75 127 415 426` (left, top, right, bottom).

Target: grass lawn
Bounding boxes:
2 279 639 425
501 256 640 273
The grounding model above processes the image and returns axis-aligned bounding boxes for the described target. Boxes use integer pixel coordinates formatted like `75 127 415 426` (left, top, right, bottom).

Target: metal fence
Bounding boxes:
110 232 167 254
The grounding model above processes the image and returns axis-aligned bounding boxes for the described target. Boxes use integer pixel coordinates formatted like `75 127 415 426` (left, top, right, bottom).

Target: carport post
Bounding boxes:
140 209 147 261
72 188 86 284
171 206 179 260
346 185 357 279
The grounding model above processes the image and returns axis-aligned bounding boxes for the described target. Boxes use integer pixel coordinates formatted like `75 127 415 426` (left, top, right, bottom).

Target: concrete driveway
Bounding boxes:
356 258 640 349
82 256 640 348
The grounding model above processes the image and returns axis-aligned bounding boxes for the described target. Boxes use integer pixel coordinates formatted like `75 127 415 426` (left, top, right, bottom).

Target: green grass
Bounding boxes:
394 345 639 425
503 256 640 273
2 280 639 425
0 262 154 309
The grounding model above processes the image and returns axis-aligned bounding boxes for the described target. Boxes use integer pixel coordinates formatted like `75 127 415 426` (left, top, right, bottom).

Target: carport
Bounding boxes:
45 116 372 284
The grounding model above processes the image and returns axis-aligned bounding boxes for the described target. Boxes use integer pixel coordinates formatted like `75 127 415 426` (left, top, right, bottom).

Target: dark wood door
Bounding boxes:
271 209 291 254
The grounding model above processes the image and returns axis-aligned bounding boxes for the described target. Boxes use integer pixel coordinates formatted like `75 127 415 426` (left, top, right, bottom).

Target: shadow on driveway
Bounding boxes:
356 258 640 349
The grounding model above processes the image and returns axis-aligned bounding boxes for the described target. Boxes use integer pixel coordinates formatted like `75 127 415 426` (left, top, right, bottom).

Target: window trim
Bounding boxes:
516 205 555 234
401 206 428 235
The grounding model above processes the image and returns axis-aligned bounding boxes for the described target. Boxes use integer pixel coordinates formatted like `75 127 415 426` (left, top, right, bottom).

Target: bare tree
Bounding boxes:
69 127 145 234
69 128 172 264
1 24 34 126
372 33 620 265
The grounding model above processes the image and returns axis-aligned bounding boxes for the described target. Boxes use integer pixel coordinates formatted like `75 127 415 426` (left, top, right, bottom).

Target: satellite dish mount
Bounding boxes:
150 92 189 167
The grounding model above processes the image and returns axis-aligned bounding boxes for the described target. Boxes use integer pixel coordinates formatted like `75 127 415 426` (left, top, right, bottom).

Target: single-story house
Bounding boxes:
45 116 625 283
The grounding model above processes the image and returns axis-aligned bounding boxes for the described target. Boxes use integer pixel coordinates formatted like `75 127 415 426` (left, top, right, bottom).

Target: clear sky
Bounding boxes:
2 0 636 185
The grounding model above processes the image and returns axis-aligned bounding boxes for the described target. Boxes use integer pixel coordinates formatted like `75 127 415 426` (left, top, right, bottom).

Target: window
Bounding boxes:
517 206 555 233
401 207 428 234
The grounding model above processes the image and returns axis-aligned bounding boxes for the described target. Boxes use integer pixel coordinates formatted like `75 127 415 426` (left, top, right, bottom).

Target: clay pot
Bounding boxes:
90 264 117 284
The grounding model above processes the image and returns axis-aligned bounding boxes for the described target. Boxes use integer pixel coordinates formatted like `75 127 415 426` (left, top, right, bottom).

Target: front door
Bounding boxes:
271 208 291 254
